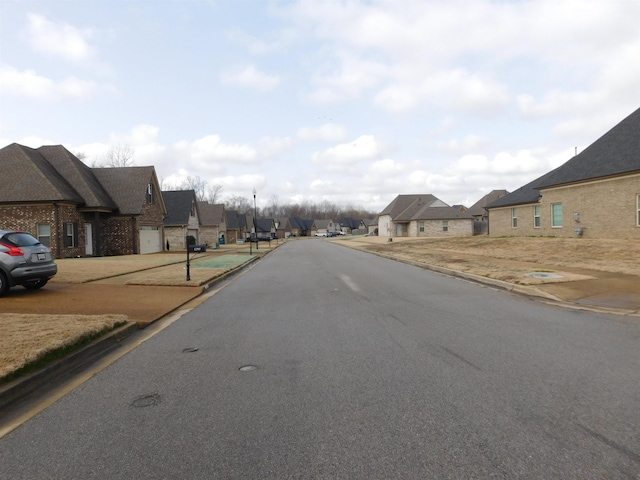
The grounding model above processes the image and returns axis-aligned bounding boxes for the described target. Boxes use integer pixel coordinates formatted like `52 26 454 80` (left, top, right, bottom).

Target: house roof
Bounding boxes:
162 190 199 225
0 143 91 204
198 202 225 226
39 145 118 210
467 189 509 216
93 166 161 215
362 218 378 227
291 217 312 230
488 107 640 209
380 194 442 218
314 219 334 229
225 210 240 229
338 217 360 229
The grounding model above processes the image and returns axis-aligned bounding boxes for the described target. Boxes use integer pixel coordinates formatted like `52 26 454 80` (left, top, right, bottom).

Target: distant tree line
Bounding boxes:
80 145 377 219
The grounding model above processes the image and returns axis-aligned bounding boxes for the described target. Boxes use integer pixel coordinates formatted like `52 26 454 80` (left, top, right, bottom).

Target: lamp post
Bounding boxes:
253 187 257 240
274 220 280 244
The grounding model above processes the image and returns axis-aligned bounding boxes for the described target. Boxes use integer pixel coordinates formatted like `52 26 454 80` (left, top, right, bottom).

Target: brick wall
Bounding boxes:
0 202 85 258
410 219 473 237
489 174 640 239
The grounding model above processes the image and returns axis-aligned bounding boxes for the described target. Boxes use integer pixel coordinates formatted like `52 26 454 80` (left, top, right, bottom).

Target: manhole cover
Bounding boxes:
182 347 199 353
526 272 563 279
239 365 257 372
130 393 161 408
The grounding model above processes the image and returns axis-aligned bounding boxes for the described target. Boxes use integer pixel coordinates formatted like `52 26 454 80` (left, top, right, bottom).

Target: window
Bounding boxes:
552 203 563 228
64 222 76 247
37 224 51 247
637 195 640 226
511 208 518 228
442 221 449 232
147 183 154 204
534 205 541 227
190 202 195 217
419 221 425 233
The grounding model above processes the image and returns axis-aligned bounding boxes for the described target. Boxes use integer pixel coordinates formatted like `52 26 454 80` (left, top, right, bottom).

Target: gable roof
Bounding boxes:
162 190 199 225
198 202 225 226
467 189 509 216
380 194 443 218
225 210 240 229
489 107 640 209
0 143 88 204
38 145 117 210
93 166 161 215
314 219 334 229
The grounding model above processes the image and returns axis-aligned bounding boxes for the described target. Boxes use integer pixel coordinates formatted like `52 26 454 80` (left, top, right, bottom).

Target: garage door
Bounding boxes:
139 226 162 254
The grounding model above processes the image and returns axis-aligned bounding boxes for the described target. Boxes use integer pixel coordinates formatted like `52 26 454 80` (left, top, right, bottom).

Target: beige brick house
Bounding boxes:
197 202 225 246
0 143 166 257
378 194 474 238
162 190 201 250
487 108 640 239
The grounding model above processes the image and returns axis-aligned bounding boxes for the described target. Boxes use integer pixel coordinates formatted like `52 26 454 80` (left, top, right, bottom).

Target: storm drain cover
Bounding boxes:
130 393 161 408
526 272 563 279
239 365 257 372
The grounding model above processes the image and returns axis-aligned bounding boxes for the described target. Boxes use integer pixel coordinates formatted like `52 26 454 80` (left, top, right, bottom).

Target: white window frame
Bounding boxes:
37 223 51 247
551 203 563 228
419 221 425 233
534 205 541 228
442 220 449 232
65 222 76 247
637 194 640 227
511 208 518 228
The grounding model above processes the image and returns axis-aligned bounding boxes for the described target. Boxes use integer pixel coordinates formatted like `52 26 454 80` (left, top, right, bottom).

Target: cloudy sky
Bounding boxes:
1 0 639 212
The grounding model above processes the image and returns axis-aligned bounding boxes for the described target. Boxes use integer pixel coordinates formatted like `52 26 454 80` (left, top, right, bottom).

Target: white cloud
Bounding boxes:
259 136 293 157
0 64 115 100
297 123 347 142
26 13 94 61
219 65 281 90
312 134 383 164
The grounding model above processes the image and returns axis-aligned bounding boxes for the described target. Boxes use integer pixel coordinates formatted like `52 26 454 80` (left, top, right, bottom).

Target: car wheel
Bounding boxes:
23 278 48 290
0 272 8 296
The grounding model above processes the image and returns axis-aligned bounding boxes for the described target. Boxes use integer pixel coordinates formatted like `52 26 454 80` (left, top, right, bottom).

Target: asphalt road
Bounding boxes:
1 240 639 478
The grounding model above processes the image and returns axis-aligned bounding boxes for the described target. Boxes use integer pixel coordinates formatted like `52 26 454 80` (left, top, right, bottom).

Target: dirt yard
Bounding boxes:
337 236 640 285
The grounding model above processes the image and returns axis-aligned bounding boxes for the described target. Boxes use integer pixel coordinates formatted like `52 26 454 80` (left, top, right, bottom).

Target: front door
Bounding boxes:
85 224 93 255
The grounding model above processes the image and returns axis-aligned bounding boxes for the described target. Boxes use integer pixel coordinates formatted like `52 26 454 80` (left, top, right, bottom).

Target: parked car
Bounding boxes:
0 230 57 296
314 231 328 237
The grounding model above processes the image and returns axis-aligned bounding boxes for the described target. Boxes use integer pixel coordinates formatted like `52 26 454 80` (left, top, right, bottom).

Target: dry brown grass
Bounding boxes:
52 254 187 283
0 313 127 379
124 264 231 286
337 236 640 284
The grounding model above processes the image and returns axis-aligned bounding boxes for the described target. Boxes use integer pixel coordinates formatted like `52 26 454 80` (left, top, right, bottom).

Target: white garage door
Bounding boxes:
139 226 162 254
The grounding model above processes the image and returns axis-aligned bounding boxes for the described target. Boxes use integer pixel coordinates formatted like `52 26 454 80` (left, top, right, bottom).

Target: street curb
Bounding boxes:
337 243 640 318
0 322 139 413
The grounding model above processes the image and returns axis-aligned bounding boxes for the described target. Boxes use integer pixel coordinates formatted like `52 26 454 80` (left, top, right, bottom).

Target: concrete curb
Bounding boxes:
338 243 640 318
0 322 139 413
0 251 270 414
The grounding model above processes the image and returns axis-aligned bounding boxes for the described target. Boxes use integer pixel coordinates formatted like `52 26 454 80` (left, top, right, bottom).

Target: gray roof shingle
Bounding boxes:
489 107 640 209
162 190 198 225
92 166 158 215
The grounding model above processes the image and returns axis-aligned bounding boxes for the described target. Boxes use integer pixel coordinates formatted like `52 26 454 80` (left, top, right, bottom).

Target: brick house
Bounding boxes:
162 190 201 249
197 202 225 246
487 108 640 239
378 194 474 238
0 143 166 257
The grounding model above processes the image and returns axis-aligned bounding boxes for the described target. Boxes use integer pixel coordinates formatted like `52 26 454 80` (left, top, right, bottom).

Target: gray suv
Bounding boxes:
0 229 58 296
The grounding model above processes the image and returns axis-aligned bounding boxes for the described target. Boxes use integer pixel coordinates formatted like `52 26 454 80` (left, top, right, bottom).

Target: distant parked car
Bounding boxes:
0 230 57 296
314 231 328 237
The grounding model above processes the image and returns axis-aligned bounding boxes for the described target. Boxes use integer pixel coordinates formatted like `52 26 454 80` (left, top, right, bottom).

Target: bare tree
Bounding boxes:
73 151 87 161
94 144 136 168
181 175 207 201
206 184 224 204
225 195 252 214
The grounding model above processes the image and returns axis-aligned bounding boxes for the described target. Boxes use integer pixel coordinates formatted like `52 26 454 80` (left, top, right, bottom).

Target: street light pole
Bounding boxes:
253 188 257 249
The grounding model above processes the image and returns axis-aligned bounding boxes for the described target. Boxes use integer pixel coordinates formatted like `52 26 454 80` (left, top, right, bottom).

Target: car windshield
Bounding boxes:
2 232 41 247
